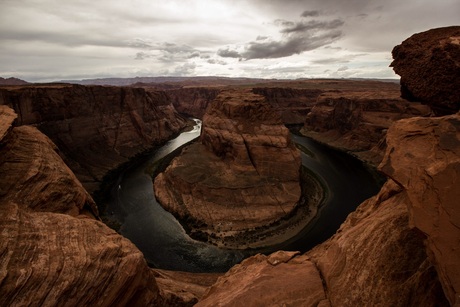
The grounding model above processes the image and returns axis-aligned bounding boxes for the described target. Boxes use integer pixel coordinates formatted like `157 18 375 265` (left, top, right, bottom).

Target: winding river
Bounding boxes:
103 120 381 273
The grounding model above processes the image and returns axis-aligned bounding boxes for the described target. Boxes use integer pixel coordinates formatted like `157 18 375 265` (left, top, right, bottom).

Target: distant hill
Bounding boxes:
0 77 29 85
59 76 274 87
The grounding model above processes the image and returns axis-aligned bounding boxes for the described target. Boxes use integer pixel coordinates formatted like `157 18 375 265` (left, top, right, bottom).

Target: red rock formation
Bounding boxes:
0 124 98 217
0 84 187 192
302 88 431 165
380 114 460 305
197 180 449 306
197 251 328 307
391 26 460 115
154 89 302 247
0 106 162 306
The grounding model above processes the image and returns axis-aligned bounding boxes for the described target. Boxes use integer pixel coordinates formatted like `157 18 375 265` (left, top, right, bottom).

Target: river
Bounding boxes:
103 119 381 272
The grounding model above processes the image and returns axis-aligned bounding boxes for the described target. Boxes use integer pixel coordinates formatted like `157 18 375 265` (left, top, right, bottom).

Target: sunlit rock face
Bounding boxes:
0 106 162 306
0 84 187 192
154 89 301 244
391 26 460 115
380 113 460 306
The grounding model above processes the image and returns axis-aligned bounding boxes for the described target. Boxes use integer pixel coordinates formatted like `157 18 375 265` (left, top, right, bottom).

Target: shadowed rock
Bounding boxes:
391 26 460 115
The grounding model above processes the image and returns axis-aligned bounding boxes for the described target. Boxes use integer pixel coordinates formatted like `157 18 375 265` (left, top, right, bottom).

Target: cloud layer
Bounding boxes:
0 0 458 81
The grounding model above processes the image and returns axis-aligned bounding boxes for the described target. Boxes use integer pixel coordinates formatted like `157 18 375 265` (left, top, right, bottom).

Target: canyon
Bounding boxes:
0 26 459 306
154 88 305 248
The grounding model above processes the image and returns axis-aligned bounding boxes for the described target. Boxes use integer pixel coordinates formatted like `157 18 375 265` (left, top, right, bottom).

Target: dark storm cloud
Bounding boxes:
301 10 320 17
280 19 344 34
219 12 344 60
217 48 242 58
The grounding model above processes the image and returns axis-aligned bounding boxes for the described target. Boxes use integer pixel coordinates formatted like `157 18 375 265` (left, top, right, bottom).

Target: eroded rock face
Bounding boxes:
198 180 449 306
0 107 162 306
380 114 460 305
0 124 98 217
166 87 221 119
196 251 328 307
0 84 187 192
0 203 161 306
391 26 460 115
302 89 431 165
154 89 301 246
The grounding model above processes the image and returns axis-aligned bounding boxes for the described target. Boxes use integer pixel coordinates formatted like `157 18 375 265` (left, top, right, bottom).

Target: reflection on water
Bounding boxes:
104 120 381 272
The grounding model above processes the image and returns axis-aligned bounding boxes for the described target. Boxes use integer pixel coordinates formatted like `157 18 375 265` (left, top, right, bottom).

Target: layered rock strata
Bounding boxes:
302 89 431 165
391 26 460 115
380 113 460 305
0 106 162 306
0 84 187 192
154 89 302 247
197 180 449 306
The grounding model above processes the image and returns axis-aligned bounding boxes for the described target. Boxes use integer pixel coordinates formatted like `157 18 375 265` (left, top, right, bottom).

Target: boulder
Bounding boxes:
391 26 460 115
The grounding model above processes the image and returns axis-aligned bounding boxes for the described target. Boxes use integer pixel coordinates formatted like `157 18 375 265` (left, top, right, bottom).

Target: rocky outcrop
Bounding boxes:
197 180 449 307
391 26 460 115
0 84 187 192
0 124 98 217
302 88 431 165
197 251 328 307
380 114 460 305
0 202 162 306
0 106 162 306
154 89 302 247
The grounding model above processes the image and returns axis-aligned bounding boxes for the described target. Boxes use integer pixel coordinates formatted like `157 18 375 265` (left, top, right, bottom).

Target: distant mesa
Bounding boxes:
0 77 29 85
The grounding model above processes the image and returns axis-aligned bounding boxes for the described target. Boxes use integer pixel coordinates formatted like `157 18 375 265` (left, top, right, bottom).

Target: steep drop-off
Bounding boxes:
0 84 187 192
197 27 459 306
0 106 163 306
154 89 304 248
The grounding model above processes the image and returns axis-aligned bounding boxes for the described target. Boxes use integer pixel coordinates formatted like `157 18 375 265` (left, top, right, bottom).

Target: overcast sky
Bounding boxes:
0 0 458 82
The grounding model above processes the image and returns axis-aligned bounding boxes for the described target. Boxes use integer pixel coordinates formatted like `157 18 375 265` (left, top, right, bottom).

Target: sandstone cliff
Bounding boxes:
391 26 460 115
198 180 448 307
197 27 459 306
154 89 303 247
302 85 431 165
166 87 221 119
0 106 163 306
0 84 187 192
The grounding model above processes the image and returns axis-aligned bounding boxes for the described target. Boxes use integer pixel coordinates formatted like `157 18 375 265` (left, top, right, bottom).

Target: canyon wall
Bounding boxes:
0 105 163 306
0 84 187 192
196 27 459 306
166 87 221 119
302 85 431 165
